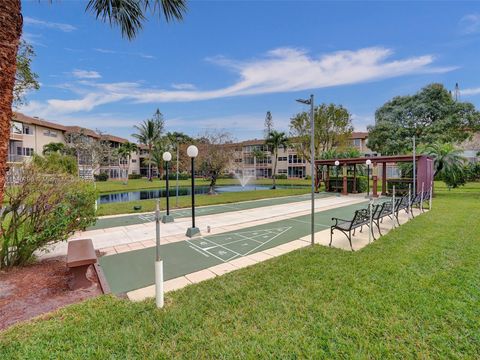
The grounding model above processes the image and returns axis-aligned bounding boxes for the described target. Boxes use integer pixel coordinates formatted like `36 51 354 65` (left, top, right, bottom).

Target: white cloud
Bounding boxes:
171 83 197 90
71 69 102 79
461 87 480 96
351 113 375 131
459 13 480 34
24 17 76 32
93 48 156 59
21 46 455 118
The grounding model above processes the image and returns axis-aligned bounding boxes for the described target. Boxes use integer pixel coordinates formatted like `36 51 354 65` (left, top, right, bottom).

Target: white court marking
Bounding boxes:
187 227 292 262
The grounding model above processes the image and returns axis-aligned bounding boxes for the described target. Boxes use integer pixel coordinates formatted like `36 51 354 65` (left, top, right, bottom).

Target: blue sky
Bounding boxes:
20 1 480 141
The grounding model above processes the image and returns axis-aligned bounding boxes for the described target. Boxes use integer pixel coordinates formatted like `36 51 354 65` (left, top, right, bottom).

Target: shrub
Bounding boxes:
32 153 78 176
94 172 109 181
275 174 288 179
162 172 190 180
128 173 143 180
0 163 97 269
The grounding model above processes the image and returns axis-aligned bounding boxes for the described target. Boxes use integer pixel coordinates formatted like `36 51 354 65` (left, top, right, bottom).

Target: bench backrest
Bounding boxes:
351 209 369 228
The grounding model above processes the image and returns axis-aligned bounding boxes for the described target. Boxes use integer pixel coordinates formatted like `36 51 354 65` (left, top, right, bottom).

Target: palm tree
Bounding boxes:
132 112 164 181
265 131 289 189
148 143 167 179
0 1 186 202
422 143 467 189
117 142 137 182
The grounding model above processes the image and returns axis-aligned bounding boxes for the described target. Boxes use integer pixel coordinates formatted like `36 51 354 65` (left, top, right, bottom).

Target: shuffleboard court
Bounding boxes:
99 200 369 294
90 192 332 230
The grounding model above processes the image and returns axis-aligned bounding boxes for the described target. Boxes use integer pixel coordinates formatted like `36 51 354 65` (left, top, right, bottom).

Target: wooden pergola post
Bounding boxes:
352 164 357 193
326 165 330 192
342 164 348 195
382 162 387 195
372 163 379 197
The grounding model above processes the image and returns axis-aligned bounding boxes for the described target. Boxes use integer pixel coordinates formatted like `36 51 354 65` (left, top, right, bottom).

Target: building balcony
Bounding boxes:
7 154 27 163
9 132 23 141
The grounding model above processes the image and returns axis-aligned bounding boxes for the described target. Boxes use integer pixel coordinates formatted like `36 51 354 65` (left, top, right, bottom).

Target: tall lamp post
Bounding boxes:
186 145 200 237
296 94 315 246
334 160 340 196
175 138 180 208
162 151 174 223
366 159 372 198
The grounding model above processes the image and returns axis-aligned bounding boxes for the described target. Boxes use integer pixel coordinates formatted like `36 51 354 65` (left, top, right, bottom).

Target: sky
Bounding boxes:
19 0 480 141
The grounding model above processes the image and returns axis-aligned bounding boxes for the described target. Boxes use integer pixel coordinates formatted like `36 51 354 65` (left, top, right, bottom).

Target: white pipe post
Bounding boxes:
309 94 315 246
429 181 433 210
392 185 396 230
420 182 424 212
155 199 164 308
369 198 373 243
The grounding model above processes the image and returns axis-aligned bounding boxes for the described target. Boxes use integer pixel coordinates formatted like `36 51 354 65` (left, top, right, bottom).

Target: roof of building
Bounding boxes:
12 112 67 132
101 134 129 144
351 132 368 139
64 126 101 139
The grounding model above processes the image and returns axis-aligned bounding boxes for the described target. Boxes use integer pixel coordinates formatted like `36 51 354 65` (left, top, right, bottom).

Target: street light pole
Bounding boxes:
296 94 315 246
334 160 340 197
176 141 179 208
162 151 174 223
413 134 416 196
186 145 200 237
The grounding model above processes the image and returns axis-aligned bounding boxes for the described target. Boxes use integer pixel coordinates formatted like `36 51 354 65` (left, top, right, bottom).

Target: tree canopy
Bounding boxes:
290 103 353 163
14 40 39 107
367 83 480 155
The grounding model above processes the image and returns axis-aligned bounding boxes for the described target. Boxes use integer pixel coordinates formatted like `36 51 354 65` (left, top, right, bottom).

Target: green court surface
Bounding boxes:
99 200 370 294
90 193 333 230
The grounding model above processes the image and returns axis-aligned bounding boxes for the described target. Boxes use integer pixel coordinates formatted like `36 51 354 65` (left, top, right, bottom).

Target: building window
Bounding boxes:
11 121 23 134
43 129 57 138
353 138 361 147
288 155 305 164
131 159 137 163
23 125 33 135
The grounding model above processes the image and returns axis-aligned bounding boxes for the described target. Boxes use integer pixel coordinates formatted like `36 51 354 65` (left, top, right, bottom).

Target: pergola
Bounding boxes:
314 155 434 196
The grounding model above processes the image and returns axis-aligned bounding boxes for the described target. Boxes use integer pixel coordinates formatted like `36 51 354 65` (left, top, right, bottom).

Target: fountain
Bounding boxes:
234 171 254 190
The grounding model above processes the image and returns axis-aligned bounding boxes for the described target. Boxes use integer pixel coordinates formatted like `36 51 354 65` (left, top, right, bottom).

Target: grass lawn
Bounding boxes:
96 187 312 216
95 177 311 194
1 183 479 358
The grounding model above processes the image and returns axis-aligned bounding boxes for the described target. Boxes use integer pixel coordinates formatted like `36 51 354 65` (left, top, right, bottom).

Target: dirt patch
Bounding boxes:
0 256 102 331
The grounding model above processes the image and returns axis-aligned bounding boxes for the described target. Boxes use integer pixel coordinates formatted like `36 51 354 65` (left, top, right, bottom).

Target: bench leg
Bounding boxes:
329 228 333 247
69 265 93 290
348 231 354 251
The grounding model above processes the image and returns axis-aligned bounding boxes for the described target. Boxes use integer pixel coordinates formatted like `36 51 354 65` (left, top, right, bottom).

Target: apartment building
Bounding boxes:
230 132 376 179
7 112 149 180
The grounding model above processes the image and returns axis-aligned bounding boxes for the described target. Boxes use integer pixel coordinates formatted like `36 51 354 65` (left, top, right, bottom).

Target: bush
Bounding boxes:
275 174 288 179
0 163 97 269
162 172 190 180
128 173 143 180
32 153 78 176
328 176 367 193
465 162 480 181
94 172 109 181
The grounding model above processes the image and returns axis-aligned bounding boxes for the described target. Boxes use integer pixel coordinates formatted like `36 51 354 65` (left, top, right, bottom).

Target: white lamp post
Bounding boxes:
296 94 315 246
366 159 372 198
186 145 200 237
161 151 174 223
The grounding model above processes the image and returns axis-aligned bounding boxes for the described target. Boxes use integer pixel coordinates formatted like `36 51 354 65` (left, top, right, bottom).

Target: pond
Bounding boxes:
98 184 305 204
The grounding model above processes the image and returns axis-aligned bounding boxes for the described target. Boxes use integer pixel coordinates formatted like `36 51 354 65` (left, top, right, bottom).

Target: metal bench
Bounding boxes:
330 209 370 251
67 239 97 290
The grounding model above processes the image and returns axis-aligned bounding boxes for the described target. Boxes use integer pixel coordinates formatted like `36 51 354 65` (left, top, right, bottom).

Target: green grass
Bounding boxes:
1 183 479 358
95 178 311 194
96 188 311 216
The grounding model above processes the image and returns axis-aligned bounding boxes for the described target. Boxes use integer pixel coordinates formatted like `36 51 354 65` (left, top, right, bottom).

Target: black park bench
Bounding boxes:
330 209 370 251
67 239 97 290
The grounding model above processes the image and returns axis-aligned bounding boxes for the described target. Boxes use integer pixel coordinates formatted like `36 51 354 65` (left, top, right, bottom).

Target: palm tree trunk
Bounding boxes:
148 145 152 181
0 0 23 202
272 148 277 189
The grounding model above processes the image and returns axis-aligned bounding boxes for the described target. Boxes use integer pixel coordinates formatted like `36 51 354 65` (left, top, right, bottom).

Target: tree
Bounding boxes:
0 161 96 268
66 130 117 179
132 110 164 181
14 40 39 107
266 130 289 189
148 140 169 179
264 111 273 138
421 142 468 189
0 0 186 204
197 131 234 194
290 103 353 163
368 83 480 155
33 153 78 176
117 142 137 181
42 142 67 155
